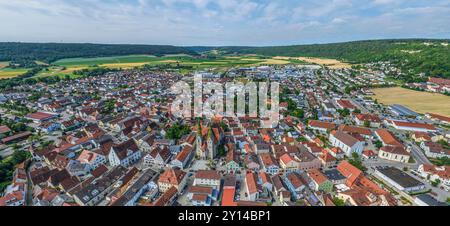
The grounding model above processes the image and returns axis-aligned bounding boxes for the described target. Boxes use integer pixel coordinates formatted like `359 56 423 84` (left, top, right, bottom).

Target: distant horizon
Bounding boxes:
1 37 449 48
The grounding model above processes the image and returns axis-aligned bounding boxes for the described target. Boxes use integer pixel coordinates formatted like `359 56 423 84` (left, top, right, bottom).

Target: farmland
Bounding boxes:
0 61 9 69
1 54 308 79
0 68 30 79
35 54 305 77
273 56 351 69
372 87 450 117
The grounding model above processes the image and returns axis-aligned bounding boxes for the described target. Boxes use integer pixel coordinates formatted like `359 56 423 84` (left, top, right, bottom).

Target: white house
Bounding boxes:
420 141 450 159
108 139 142 167
378 146 410 163
143 147 171 168
193 170 222 190
417 164 449 191
170 146 193 169
77 149 107 170
329 131 364 157
389 121 437 133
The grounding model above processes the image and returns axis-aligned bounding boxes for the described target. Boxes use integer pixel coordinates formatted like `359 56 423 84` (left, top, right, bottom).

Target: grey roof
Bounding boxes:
390 104 419 117
324 169 346 181
376 167 424 189
416 194 447 206
74 166 127 205
111 169 158 206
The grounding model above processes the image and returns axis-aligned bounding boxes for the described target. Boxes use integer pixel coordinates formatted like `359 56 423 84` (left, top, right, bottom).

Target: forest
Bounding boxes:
208 39 450 80
0 42 197 65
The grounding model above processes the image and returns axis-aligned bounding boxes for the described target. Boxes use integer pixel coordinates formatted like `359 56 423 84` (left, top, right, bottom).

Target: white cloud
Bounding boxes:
0 0 448 45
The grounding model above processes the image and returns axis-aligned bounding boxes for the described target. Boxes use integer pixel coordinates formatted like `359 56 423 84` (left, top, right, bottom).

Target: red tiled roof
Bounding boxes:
380 146 410 156
259 153 279 167
338 125 372 136
427 113 450 123
421 164 450 180
337 99 357 109
337 161 362 187
175 146 192 162
158 168 186 186
392 121 436 130
308 169 328 185
331 130 360 147
26 112 55 120
429 77 450 86
192 194 209 202
245 172 260 194
280 153 295 165
0 125 11 134
308 120 337 130
355 114 381 123
375 129 403 147
195 170 221 180
1 131 32 143
221 187 237 206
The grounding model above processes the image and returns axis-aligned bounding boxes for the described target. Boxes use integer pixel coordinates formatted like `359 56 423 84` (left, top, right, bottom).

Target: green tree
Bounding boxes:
332 197 345 206
165 123 191 140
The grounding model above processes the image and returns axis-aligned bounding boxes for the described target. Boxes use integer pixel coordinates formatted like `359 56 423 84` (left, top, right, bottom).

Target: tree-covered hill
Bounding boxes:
0 42 198 66
199 39 450 80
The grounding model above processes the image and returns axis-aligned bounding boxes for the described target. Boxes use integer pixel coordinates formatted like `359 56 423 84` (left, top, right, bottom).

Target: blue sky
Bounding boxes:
0 0 449 46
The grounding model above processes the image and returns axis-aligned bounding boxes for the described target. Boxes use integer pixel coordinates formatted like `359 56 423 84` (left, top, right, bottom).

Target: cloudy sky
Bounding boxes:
0 0 449 46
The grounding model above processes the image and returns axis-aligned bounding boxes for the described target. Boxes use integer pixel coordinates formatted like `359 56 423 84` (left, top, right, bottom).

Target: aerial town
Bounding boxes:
0 63 449 207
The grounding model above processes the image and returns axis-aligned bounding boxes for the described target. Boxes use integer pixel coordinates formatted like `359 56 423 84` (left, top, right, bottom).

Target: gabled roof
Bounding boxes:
337 161 363 187
308 120 337 130
112 139 140 160
245 172 261 194
331 130 361 147
195 170 221 180
308 169 328 185
158 168 186 186
375 129 403 147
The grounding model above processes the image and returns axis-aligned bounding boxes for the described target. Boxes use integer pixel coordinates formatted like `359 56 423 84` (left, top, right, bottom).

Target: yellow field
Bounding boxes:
274 56 351 69
0 69 29 79
260 59 291 65
372 87 450 117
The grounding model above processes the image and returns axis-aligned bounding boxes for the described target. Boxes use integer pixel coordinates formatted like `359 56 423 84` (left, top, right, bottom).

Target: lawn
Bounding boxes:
372 87 450 117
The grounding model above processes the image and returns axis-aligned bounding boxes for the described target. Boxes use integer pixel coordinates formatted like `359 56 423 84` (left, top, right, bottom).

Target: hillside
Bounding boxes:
200 39 450 81
0 42 197 66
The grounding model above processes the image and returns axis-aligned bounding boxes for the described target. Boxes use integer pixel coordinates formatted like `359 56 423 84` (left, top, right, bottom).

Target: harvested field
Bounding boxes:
372 87 450 117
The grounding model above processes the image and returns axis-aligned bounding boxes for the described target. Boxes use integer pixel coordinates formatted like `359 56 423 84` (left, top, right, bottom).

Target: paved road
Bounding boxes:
408 170 449 202
364 158 418 170
0 147 14 158
25 161 34 206
405 141 431 165
350 98 370 114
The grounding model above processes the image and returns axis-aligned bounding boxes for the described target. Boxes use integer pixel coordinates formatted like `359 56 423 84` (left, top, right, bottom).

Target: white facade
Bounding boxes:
193 178 221 189
108 149 142 167
378 149 410 163
329 134 364 157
